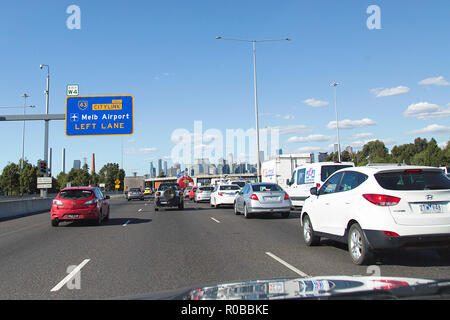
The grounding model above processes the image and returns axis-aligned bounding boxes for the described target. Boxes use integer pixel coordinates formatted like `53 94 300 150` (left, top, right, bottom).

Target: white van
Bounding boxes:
286 162 354 208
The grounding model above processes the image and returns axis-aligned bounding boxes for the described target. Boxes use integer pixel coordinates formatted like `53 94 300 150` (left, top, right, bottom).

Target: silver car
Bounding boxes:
194 186 214 203
234 183 291 218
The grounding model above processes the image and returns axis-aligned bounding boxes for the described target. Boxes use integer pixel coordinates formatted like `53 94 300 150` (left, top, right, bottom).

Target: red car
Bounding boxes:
51 187 110 227
189 186 198 200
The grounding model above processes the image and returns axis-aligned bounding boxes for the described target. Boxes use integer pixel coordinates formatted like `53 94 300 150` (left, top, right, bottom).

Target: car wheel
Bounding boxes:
104 207 110 221
51 219 59 227
178 202 184 210
302 215 320 246
234 202 240 215
244 204 252 219
95 211 103 226
348 223 373 265
155 206 159 211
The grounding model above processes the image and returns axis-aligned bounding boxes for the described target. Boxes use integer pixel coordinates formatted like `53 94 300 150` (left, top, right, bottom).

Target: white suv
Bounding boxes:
300 166 450 265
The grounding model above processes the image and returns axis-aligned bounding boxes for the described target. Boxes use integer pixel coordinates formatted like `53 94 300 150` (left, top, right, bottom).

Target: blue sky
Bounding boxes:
0 0 449 176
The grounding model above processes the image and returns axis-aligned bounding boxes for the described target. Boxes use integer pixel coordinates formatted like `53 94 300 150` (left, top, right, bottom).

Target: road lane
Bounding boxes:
0 197 448 299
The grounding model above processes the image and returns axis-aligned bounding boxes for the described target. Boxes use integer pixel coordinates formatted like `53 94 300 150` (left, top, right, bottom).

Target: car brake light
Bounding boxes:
284 193 289 200
316 183 321 188
363 194 400 206
382 231 400 237
218 193 223 196
53 199 63 205
371 279 409 290
404 169 421 172
250 194 259 201
156 192 160 196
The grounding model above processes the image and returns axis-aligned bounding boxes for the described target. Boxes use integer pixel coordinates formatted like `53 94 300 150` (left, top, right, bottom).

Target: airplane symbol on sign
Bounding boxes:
70 113 79 122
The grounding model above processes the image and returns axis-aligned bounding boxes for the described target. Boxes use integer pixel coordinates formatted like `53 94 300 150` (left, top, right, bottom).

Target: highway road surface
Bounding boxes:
0 197 449 299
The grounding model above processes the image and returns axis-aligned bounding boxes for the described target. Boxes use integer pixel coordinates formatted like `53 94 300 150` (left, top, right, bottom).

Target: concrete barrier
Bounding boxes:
0 198 52 221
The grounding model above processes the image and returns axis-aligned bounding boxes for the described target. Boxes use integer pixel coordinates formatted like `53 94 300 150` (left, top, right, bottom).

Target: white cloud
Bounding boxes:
418 76 450 86
264 125 313 135
303 98 329 107
438 141 448 149
409 124 450 135
124 147 158 155
351 138 396 148
352 132 374 139
287 134 334 143
403 102 450 120
327 118 377 130
370 86 410 97
296 146 324 153
261 113 294 120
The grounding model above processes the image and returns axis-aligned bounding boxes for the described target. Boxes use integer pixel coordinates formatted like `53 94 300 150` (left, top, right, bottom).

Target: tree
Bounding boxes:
19 161 39 195
356 140 391 165
67 168 90 187
56 172 69 190
0 162 21 195
98 163 125 191
411 138 444 167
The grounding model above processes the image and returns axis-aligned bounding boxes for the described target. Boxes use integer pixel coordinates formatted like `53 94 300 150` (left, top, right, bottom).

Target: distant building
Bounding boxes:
73 160 81 170
345 146 353 154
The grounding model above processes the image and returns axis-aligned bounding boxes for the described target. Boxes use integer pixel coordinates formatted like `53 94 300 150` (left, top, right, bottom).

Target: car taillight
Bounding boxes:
250 194 259 201
363 194 400 206
284 193 289 200
197 190 203 193
53 199 63 205
156 192 160 196
84 199 97 205
382 231 400 237
218 193 223 196
316 183 321 188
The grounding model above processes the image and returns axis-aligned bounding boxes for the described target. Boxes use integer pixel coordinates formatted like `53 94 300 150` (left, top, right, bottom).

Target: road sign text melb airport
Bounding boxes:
66 96 133 136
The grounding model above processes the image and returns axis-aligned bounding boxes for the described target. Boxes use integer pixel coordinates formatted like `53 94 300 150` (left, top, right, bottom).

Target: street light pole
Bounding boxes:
331 82 341 162
21 93 30 171
40 64 50 197
216 36 291 182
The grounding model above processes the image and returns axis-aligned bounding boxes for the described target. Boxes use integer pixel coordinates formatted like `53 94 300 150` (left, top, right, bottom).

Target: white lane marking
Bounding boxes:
50 259 90 292
138 209 143 212
265 252 309 277
210 217 221 224
122 220 131 226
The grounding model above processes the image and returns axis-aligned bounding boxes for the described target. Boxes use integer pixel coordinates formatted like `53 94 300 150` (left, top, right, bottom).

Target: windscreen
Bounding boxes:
130 188 141 192
321 165 353 182
375 171 450 190
159 184 180 191
252 184 282 192
59 189 94 200
220 185 241 191
200 187 214 191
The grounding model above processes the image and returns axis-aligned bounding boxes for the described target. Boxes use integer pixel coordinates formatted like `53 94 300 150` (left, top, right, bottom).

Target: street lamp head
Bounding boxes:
40 64 43 69
331 82 339 87
216 36 222 40
285 38 292 41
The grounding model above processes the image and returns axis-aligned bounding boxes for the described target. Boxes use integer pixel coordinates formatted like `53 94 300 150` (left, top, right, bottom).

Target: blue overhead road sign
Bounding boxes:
66 95 133 136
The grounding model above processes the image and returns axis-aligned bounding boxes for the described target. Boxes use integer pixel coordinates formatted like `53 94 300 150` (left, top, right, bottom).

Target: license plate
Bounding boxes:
264 196 278 200
67 214 78 218
160 201 167 204
419 203 443 214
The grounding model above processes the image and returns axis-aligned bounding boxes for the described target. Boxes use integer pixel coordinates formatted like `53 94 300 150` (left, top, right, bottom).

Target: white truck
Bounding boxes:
261 154 314 190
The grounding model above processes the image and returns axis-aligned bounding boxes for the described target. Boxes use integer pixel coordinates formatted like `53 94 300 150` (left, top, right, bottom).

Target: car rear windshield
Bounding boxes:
231 182 246 187
199 186 214 191
220 185 240 191
59 189 94 200
375 170 450 190
252 184 282 192
130 188 141 192
321 165 353 181
159 184 180 191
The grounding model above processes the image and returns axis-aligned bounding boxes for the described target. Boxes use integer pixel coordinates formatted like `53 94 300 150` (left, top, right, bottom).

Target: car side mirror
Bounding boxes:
310 187 318 196
105 195 110 199
286 179 291 186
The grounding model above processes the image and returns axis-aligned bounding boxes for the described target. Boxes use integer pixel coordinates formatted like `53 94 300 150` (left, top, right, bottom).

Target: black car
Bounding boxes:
154 183 184 210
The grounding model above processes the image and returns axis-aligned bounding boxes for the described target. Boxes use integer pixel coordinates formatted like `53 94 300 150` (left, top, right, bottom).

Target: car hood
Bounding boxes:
117 276 449 300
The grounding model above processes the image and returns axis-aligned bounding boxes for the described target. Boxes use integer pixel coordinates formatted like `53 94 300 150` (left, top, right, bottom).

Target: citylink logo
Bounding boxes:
78 101 88 111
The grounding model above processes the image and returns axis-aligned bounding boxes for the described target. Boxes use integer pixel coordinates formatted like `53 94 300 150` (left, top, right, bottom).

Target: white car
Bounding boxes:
210 184 241 208
194 186 214 203
300 166 450 265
